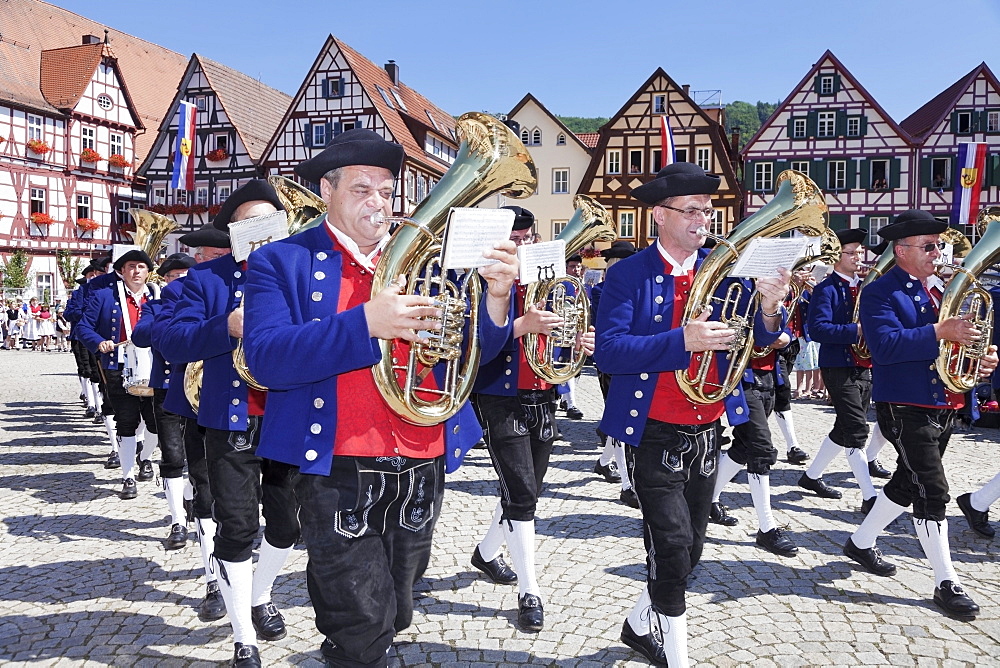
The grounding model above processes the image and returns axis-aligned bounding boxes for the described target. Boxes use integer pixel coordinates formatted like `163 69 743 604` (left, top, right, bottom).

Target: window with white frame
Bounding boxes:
426 136 457 164
405 172 416 201
532 128 542 145
931 157 951 189
675 148 688 163
820 76 835 95
426 111 441 131
28 114 43 140
36 273 53 302
552 219 568 237
793 118 807 138
988 111 1000 133
651 149 662 173
653 95 666 114
175 190 188 205
696 148 710 171
215 134 229 152
377 86 395 109
416 175 427 201
818 111 836 137
870 159 889 189
648 211 658 239
956 111 973 134
312 124 327 148
30 188 46 214
81 126 95 150
196 187 208 206
118 201 132 227
711 209 725 237
110 133 123 156
153 188 166 205
77 194 90 220
556 133 566 145
629 150 642 174
552 169 569 194
520 128 530 144
827 160 847 189
847 117 861 136
195 96 207 111
390 90 407 111
790 160 810 175
97 94 113 110
607 149 621 175
618 211 635 238
868 217 890 245
217 185 231 203
754 162 773 191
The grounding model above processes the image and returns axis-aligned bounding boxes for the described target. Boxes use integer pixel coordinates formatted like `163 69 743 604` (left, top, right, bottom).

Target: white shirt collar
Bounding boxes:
656 240 697 275
834 270 860 287
325 216 389 271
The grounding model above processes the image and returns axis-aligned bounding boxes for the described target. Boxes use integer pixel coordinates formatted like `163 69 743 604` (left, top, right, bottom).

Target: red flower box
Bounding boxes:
31 212 54 225
580 246 600 259
108 154 130 169
77 218 100 232
209 204 222 216
206 148 228 162
26 139 50 155
80 147 102 163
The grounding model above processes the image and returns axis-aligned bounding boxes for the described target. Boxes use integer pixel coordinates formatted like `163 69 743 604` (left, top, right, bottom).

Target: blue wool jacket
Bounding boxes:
808 272 862 368
75 277 130 369
155 279 197 420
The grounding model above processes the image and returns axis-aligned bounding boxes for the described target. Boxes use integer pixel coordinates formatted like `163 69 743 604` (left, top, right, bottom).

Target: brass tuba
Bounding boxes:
128 208 179 269
934 208 1000 393
523 195 616 383
677 170 830 404
370 111 537 426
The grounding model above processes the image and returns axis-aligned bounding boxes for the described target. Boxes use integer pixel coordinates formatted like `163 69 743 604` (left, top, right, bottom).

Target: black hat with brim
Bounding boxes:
877 209 949 241
631 162 721 204
213 179 284 232
567 254 583 263
503 205 535 230
294 128 405 184
836 228 868 246
601 240 637 259
95 255 112 270
156 253 197 277
181 223 231 249
113 249 154 272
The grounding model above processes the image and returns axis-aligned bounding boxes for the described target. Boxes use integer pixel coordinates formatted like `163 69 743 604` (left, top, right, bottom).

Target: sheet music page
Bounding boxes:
517 240 567 284
440 208 515 269
228 211 290 263
729 237 809 278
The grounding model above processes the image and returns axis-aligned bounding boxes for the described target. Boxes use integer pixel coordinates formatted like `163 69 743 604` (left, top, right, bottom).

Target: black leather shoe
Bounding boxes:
231 642 261 667
861 496 877 516
92 414 104 425
843 537 896 576
120 478 137 500
79 392 87 401
251 602 287 641
198 581 227 622
709 502 739 526
756 527 798 557
137 460 155 482
165 523 187 550
798 473 843 499
957 492 995 538
104 451 120 470
84 406 97 419
566 406 584 420
620 488 640 509
868 459 892 479
594 460 621 483
471 546 518 585
620 619 667 666
933 580 980 619
786 446 810 465
517 594 544 632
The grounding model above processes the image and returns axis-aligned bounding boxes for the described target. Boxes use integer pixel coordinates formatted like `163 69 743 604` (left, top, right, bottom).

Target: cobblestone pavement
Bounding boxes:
0 350 998 666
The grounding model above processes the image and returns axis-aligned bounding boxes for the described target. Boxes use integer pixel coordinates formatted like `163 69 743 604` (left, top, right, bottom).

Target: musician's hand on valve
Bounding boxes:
98 340 115 354
979 345 998 377
756 267 792 316
227 306 244 338
684 307 736 352
365 275 441 343
935 314 981 346
514 302 563 339
577 325 596 356
479 240 519 298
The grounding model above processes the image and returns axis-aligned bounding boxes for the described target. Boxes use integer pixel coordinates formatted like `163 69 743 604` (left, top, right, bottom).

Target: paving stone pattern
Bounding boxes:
0 351 997 666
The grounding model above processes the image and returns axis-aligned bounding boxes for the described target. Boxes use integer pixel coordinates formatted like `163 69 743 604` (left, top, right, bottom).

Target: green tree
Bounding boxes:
725 101 782 150
2 249 30 289
756 101 779 125
556 116 610 133
56 249 86 290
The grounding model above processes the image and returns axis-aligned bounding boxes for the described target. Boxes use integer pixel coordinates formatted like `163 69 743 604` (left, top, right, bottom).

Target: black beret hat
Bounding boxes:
156 252 197 277
213 179 284 232
877 209 949 241
868 240 889 255
113 249 154 272
836 228 868 246
294 128 405 184
503 205 535 231
180 223 231 249
567 254 583 263
601 240 637 259
631 162 721 204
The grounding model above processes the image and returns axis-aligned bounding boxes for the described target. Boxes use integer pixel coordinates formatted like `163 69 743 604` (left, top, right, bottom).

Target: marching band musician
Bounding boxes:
132 252 196 551
76 249 160 500
161 189 300 668
845 210 998 620
468 206 595 633
595 163 790 666
66 263 102 420
559 253 586 420
800 228 880 511
242 129 518 667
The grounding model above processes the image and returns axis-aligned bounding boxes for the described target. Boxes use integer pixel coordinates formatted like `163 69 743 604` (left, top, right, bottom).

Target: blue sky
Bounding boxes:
49 0 1000 122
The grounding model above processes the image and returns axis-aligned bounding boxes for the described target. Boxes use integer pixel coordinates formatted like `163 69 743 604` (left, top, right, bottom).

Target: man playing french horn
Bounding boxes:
595 163 791 666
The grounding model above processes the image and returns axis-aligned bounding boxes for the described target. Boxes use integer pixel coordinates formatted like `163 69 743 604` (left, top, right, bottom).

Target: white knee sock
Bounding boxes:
566 377 577 408
216 557 255 645
654 611 688 667
614 439 633 492
251 538 292 607
805 436 841 480
477 501 506 562
197 518 217 585
103 416 119 453
78 375 88 395
774 410 800 451
184 479 194 502
599 438 615 466
914 518 959 587
748 473 777 533
163 477 187 526
845 448 877 500
626 585 653 635
119 435 138 481
505 520 540 598
866 424 888 461
138 429 157 462
970 471 1000 511
712 453 743 503
851 492 907 549
85 381 99 409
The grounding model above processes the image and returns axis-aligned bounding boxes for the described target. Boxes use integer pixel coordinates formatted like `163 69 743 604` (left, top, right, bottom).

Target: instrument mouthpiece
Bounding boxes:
370 212 385 227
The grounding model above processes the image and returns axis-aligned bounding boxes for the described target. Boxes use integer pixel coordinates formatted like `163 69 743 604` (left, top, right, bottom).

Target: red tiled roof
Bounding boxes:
39 42 103 109
576 132 600 148
899 63 986 142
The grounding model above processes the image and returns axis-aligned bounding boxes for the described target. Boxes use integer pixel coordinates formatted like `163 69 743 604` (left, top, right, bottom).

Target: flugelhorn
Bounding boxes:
677 170 830 404
523 195 616 383
370 111 537 426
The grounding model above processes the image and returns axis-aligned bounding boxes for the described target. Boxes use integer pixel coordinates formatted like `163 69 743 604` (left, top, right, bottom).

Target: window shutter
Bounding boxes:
814 159 828 189
775 160 789 186
744 160 755 189
833 73 842 94
355 118 363 128
950 112 960 134
327 122 336 142
321 79 330 99
336 77 344 97
846 159 858 190
920 156 932 187
787 117 796 140
806 111 818 138
303 123 312 148
860 159 871 189
890 158 902 189
835 111 848 137
991 154 1000 186
813 76 823 94
828 214 850 231
859 115 868 136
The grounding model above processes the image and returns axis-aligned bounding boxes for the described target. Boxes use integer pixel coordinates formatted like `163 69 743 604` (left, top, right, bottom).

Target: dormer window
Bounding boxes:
532 129 541 145
557 133 566 145
521 128 530 144
820 76 835 95
377 86 395 108
391 89 407 111
653 95 666 114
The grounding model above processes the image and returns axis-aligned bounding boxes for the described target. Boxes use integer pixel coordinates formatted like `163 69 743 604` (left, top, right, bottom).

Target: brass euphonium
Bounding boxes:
935 208 1000 393
677 170 830 404
128 208 179 270
851 244 897 360
523 195 616 383
370 111 537 426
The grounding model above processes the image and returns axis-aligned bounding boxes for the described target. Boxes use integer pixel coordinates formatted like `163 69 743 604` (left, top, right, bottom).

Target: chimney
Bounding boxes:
82 34 101 45
682 84 690 97
731 127 741 154
384 60 399 86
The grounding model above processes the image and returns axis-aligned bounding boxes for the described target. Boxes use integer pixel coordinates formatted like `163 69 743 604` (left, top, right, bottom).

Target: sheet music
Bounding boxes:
517 240 567 284
440 208 515 270
729 237 808 279
228 211 290 263
111 244 141 263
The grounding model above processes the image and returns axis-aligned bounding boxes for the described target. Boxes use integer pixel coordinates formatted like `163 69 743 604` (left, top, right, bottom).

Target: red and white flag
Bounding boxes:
171 101 197 191
950 142 987 226
660 115 676 167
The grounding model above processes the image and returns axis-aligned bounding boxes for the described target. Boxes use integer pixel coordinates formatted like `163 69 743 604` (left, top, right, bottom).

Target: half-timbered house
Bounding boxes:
260 35 458 216
577 68 741 248
138 54 291 244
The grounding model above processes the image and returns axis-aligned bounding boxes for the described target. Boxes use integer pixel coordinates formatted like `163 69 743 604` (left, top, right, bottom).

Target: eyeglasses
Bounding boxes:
840 249 865 256
658 205 715 220
897 242 946 253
